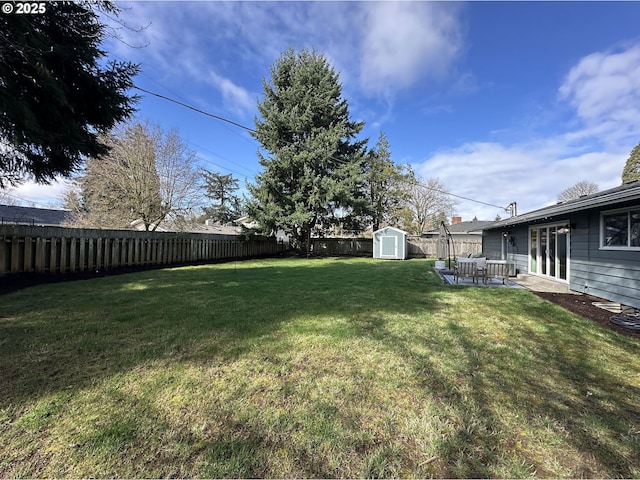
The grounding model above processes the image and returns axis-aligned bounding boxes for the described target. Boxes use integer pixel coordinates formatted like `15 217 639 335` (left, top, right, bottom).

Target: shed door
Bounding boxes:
381 235 398 257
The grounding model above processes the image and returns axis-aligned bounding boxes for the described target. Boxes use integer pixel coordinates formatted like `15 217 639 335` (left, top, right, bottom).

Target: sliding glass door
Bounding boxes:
529 224 569 281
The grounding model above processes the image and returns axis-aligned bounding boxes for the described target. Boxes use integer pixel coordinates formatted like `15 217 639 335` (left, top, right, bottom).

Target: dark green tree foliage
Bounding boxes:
365 131 413 231
202 170 242 224
622 141 640 183
248 49 367 252
0 1 139 187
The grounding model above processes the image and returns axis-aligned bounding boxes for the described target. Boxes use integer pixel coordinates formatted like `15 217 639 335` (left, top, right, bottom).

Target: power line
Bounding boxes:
410 182 507 211
133 85 514 214
0 190 64 209
134 85 257 134
140 71 260 151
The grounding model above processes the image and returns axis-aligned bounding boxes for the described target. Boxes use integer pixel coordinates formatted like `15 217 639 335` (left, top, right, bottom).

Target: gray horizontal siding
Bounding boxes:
570 255 640 308
482 225 529 275
481 233 502 260
483 205 640 308
569 209 640 308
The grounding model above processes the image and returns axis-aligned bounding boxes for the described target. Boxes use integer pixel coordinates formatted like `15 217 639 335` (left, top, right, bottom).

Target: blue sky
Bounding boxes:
11 1 640 222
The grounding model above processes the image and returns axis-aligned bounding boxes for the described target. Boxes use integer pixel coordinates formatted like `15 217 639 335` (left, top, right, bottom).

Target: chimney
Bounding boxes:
452 216 462 225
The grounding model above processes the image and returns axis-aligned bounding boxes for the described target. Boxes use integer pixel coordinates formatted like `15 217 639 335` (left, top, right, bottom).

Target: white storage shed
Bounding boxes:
373 226 408 260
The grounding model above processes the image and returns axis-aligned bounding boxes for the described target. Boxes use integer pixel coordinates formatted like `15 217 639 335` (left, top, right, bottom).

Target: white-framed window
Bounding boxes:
601 208 640 249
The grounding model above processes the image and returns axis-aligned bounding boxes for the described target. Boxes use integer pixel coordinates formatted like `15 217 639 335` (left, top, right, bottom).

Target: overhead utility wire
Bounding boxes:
102 56 259 176
134 85 257 134
138 71 259 151
415 184 507 211
132 85 261 179
134 85 513 213
1 191 58 209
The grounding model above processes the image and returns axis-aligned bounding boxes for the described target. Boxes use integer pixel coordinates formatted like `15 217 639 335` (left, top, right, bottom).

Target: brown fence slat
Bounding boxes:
0 225 289 276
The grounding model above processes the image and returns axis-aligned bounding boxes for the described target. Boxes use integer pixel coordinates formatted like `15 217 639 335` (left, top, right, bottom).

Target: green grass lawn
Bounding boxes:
1 257 639 478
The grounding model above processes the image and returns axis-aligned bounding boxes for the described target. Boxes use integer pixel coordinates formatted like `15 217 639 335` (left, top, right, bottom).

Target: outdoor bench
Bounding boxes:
484 260 509 284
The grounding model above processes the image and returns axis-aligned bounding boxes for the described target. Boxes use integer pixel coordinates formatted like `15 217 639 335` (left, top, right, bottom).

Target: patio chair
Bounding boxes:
474 257 487 281
484 260 509 285
454 258 479 284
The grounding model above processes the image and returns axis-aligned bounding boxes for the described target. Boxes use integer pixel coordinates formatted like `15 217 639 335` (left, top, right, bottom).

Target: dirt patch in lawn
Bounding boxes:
535 292 640 340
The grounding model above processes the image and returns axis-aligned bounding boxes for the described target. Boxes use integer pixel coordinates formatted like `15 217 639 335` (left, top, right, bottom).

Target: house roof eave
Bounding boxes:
483 181 640 231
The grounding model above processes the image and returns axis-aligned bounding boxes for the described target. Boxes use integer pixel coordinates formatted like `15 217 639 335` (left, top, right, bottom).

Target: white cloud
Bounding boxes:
206 71 255 114
359 2 463 96
106 2 259 116
9 179 69 208
414 43 640 222
105 2 466 123
558 44 640 146
417 142 626 222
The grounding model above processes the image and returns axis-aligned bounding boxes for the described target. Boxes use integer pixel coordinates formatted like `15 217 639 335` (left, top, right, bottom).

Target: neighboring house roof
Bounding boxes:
131 218 242 235
0 204 71 226
181 223 242 235
425 219 493 235
235 216 258 229
484 180 640 230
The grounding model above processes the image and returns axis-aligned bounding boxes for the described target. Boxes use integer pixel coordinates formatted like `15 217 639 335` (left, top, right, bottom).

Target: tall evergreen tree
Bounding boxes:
202 170 241 224
247 48 367 252
365 131 413 231
0 1 139 187
622 141 640 183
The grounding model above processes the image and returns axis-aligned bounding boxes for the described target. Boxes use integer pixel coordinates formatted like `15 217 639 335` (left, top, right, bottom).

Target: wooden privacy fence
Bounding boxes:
311 238 373 256
0 225 289 276
311 236 482 258
407 237 483 258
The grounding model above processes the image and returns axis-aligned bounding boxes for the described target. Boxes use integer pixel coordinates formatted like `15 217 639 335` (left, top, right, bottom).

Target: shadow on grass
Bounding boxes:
1 258 639 477
0 258 440 407
354 286 640 477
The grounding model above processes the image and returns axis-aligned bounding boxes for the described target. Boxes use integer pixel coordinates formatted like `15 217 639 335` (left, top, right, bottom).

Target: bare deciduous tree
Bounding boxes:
557 180 599 203
64 121 201 230
0 189 18 205
400 177 457 235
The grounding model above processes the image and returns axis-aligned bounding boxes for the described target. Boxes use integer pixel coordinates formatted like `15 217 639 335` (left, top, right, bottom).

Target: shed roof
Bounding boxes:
0 204 71 226
483 180 640 230
373 226 409 235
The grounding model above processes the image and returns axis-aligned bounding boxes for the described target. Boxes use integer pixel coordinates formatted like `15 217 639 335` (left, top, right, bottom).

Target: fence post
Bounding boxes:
87 238 94 271
0 236 6 275
68 237 76 272
49 237 58 273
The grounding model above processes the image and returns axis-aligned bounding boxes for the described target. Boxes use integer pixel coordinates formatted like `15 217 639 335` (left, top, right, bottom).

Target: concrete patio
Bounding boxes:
436 268 572 293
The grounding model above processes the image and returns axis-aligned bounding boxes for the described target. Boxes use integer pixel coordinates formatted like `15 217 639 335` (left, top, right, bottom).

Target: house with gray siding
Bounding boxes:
481 180 640 309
